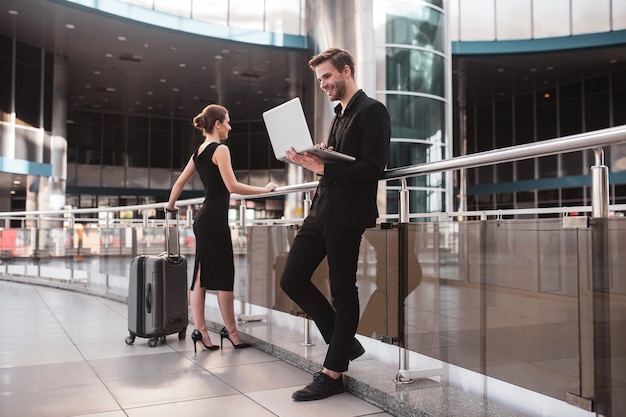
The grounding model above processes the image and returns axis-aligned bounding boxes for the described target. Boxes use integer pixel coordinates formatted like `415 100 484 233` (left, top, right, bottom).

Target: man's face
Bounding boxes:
314 60 347 102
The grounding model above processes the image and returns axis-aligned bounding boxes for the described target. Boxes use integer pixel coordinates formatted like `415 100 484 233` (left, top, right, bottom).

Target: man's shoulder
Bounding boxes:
354 92 386 111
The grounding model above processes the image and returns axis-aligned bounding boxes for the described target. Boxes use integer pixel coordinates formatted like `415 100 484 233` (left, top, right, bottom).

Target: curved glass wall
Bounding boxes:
375 1 449 215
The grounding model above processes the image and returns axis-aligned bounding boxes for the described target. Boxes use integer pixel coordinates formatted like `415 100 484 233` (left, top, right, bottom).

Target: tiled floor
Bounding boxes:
0 280 390 417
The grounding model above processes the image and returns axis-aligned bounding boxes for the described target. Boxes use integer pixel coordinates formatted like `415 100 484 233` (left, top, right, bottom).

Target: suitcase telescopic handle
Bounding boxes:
164 209 181 259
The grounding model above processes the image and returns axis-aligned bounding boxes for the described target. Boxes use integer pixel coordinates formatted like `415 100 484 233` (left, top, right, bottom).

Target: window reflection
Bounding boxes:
386 48 444 96
386 12 444 52
387 95 445 142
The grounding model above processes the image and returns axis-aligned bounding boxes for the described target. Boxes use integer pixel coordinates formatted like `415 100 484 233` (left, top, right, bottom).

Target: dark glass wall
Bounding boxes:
0 35 53 129
463 68 626 213
67 110 278 173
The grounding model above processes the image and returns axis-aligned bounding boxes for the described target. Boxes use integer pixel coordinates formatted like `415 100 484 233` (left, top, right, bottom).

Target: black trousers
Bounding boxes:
280 217 364 372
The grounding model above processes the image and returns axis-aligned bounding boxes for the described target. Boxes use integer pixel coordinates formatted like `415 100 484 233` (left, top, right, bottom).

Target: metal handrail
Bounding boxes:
384 125 626 179
0 125 625 220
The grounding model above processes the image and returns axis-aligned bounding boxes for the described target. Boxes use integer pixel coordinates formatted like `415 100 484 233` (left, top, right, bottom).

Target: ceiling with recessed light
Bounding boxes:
0 0 310 122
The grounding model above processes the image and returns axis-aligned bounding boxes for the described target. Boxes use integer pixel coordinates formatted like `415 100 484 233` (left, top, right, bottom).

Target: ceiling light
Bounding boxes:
118 36 126 41
179 63 186 67
119 54 142 62
65 24 75 29
94 70 101 75
147 91 153 95
544 93 551 98
215 55 222 60
13 179 20 185
610 59 618 64
172 87 179 92
160 79 166 83
95 86 115 93
8 10 18 15
169 46 177 51
105 53 113 58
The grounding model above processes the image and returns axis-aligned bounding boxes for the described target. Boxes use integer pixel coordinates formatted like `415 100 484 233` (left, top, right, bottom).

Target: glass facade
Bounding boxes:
378 1 449 215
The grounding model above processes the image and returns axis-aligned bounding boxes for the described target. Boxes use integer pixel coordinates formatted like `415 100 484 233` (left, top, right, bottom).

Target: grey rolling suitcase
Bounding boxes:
125 211 188 347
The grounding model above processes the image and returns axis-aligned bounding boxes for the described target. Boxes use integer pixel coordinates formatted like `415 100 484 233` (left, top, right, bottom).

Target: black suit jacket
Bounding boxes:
317 90 391 229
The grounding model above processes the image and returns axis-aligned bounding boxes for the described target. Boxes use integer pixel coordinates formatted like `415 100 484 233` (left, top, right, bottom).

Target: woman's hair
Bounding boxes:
193 104 228 133
308 47 355 77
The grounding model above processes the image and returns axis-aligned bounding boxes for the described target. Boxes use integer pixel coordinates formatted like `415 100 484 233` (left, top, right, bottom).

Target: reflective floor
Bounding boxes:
0 280 390 417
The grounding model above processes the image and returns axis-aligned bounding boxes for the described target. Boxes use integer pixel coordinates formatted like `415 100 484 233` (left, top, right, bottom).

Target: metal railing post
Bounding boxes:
395 178 413 384
239 199 246 228
591 147 609 218
186 207 193 228
302 190 314 347
570 147 613 413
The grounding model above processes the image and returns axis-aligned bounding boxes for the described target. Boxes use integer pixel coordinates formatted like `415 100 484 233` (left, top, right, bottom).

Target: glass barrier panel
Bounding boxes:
358 227 393 339
404 219 584 404
244 225 331 314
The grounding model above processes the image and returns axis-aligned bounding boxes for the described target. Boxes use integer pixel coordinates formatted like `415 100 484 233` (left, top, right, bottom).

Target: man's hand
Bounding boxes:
286 147 325 175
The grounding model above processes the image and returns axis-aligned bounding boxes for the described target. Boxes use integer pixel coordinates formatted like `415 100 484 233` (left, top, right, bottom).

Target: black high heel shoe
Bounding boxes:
191 329 220 353
220 327 251 349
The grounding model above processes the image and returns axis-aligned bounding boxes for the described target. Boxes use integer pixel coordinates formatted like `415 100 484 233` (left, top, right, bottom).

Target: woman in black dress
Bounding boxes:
165 104 277 352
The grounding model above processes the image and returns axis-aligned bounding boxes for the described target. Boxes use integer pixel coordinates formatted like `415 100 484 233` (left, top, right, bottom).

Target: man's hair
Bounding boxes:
308 48 355 77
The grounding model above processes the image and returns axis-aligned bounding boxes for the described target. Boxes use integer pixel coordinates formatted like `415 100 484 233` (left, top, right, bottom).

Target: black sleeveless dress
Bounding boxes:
190 142 234 291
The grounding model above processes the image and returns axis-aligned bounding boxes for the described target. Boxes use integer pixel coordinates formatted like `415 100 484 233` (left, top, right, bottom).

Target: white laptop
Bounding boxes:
262 97 355 163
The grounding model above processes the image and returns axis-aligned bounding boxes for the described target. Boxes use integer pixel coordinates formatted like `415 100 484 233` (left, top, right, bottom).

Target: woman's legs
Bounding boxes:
190 268 215 347
217 290 244 344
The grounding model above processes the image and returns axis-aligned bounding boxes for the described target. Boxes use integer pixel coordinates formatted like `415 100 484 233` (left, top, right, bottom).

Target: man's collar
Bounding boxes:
334 89 364 115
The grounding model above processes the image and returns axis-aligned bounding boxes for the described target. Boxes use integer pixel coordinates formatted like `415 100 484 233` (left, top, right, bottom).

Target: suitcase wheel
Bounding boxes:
125 335 135 345
148 337 159 347
178 328 187 340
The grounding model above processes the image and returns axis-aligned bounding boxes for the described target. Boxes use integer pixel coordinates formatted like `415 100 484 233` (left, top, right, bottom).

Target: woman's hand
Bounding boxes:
264 182 278 193
164 204 179 212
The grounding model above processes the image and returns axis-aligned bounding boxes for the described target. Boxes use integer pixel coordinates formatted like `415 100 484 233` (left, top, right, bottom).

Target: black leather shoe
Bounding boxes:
292 372 344 401
350 338 365 361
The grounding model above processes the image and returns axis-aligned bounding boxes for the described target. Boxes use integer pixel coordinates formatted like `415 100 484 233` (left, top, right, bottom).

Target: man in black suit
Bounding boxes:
280 47 391 401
